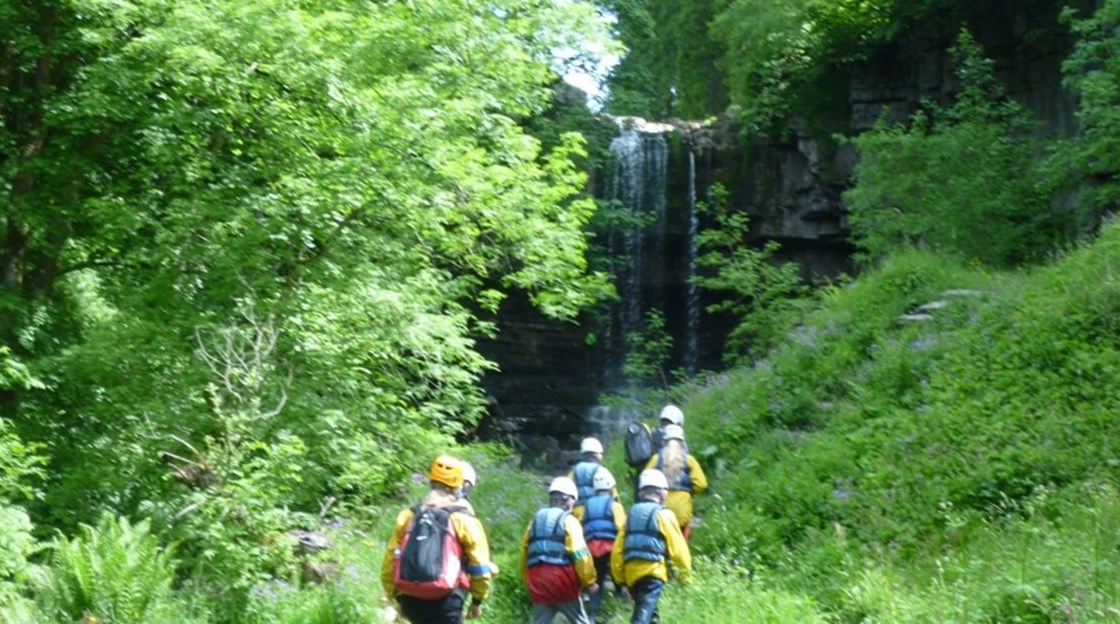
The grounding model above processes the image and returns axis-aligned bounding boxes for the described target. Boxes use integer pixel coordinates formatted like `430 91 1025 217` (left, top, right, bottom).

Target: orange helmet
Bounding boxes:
428 455 464 489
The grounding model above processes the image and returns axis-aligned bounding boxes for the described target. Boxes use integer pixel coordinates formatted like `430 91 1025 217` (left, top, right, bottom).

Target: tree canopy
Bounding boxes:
1 0 614 532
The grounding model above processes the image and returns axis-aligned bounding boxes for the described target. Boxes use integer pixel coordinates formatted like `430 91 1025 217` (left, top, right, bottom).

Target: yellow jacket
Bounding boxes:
644 452 708 526
610 501 692 587
519 510 597 588
380 492 493 603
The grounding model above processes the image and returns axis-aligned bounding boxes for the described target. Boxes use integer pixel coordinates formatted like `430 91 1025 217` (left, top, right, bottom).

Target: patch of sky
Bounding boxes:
552 6 622 112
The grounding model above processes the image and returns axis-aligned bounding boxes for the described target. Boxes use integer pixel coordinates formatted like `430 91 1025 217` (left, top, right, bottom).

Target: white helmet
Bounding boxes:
592 468 616 491
663 424 685 442
580 437 604 454
638 469 669 491
659 405 684 426
461 462 477 487
549 476 579 499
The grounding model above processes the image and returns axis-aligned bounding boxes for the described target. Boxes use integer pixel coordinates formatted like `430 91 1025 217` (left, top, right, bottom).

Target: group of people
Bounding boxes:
380 404 707 624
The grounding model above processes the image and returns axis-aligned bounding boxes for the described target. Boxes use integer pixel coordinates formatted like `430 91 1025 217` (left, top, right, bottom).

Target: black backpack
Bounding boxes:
624 421 654 467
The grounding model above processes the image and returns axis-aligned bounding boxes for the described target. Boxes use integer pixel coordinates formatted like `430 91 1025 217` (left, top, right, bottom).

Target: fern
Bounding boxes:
35 514 177 623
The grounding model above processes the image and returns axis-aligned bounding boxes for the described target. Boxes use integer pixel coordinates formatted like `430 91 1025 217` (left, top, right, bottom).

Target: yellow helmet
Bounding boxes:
428 455 464 489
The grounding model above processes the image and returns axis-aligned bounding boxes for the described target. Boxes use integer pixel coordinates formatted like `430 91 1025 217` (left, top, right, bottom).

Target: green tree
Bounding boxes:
1 0 615 600
694 185 807 362
622 308 674 387
1062 0 1120 215
601 0 729 118
711 0 963 135
844 29 1074 266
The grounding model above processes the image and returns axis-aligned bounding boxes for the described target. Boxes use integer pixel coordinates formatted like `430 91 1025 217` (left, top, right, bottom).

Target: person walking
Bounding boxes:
381 455 494 623
520 476 599 624
573 467 627 623
461 462 477 501
650 405 684 453
644 424 707 541
456 461 482 515
611 469 692 624
570 437 606 504
457 461 501 578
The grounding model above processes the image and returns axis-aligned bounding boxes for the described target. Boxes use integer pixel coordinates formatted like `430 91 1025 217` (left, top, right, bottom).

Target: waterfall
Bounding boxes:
684 148 700 377
607 128 646 345
590 117 712 435
602 121 671 390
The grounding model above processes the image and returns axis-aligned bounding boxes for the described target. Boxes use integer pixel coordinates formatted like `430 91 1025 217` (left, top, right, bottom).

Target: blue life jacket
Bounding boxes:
527 507 570 567
572 461 599 504
655 454 693 492
582 494 617 541
623 501 666 563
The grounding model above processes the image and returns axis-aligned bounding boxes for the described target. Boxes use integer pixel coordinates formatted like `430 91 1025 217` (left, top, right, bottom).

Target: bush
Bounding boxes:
240 518 389 624
0 505 41 619
845 29 1075 267
695 185 809 363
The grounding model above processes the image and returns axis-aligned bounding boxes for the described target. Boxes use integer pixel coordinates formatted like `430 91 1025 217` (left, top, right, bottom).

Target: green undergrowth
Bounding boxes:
10 226 1120 621
677 220 1120 620
222 221 1120 622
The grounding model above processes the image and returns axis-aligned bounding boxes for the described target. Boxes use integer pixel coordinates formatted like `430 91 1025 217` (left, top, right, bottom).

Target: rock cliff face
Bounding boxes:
476 2 1088 455
679 116 856 282
686 0 1087 280
701 0 1090 276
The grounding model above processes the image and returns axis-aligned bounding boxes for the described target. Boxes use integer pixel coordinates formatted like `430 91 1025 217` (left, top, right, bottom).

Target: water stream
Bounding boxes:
588 118 702 432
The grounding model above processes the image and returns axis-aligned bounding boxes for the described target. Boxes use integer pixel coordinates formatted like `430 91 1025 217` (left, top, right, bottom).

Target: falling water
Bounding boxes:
602 120 671 388
684 148 700 377
589 117 711 435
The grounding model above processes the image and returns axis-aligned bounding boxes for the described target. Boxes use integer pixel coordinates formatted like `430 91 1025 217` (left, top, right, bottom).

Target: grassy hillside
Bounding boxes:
477 220 1120 623
670 220 1120 621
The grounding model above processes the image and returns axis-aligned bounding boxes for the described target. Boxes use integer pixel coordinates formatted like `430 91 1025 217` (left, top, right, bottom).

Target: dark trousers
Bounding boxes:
587 554 611 619
398 592 465 624
630 577 664 624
